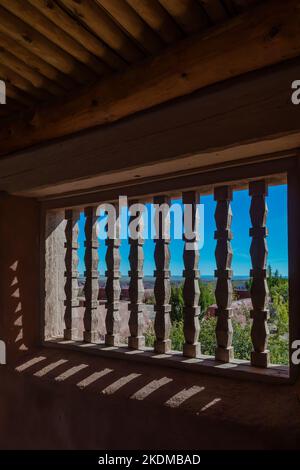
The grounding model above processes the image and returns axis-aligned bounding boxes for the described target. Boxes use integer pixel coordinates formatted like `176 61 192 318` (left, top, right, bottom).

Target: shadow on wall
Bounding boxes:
0 194 40 362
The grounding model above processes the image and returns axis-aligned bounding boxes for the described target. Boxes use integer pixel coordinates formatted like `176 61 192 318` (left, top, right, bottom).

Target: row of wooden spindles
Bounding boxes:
63 180 270 367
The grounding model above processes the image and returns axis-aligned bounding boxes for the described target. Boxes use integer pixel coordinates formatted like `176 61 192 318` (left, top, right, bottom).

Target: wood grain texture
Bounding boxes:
0 46 64 96
0 5 93 84
1 0 106 77
0 31 75 90
60 0 143 63
0 63 52 101
126 0 183 44
158 0 209 34
28 0 125 71
0 56 299 198
0 0 299 157
1 0 109 78
4 83 35 107
96 0 163 55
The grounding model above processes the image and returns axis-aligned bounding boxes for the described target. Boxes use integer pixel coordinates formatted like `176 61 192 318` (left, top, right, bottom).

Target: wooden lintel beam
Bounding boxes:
1 0 300 156
1 56 300 198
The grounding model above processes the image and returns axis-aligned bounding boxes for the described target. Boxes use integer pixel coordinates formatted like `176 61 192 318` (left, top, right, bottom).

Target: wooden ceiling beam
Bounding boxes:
158 0 209 34
0 5 95 85
0 63 52 101
0 47 64 96
59 0 144 63
0 0 300 157
0 0 109 78
0 31 75 91
126 0 183 45
1 57 299 198
28 0 126 71
96 0 163 55
4 84 36 107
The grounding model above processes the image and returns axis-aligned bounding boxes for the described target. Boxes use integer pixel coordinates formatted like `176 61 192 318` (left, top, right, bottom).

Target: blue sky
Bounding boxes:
77 184 288 278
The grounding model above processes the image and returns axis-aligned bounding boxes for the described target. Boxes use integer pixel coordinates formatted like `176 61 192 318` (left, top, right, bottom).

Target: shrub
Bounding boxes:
145 267 289 365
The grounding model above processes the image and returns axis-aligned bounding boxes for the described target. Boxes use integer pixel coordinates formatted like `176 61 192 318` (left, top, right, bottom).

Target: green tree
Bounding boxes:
170 285 184 322
199 281 215 318
145 267 289 365
170 282 215 323
199 316 216 355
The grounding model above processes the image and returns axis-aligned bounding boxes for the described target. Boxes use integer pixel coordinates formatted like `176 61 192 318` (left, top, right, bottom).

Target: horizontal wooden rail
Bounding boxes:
44 339 289 384
41 156 291 210
1 0 300 156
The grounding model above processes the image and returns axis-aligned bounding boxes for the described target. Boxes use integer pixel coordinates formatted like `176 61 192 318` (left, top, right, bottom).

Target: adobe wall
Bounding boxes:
0 194 40 362
0 195 299 450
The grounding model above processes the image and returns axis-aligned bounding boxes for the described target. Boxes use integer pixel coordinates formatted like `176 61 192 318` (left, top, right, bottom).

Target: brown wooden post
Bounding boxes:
128 201 145 349
64 209 80 340
214 186 234 362
249 180 270 367
288 158 300 382
153 195 171 353
83 206 99 343
182 191 200 358
105 204 121 346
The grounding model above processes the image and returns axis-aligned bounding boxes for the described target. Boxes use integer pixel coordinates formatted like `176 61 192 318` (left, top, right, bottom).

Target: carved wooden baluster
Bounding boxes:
105 204 121 346
128 201 145 349
83 206 99 343
249 180 270 367
64 209 80 340
182 191 201 358
153 195 171 353
214 186 234 362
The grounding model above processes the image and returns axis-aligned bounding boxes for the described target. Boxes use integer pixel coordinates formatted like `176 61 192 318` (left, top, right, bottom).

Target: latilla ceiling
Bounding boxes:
0 0 263 122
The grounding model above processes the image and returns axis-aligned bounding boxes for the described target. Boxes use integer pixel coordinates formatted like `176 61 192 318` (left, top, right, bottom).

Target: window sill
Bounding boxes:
44 338 289 384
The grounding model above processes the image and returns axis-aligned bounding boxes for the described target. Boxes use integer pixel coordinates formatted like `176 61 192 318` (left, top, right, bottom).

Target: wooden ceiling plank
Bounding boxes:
0 31 75 91
126 0 183 45
0 0 299 156
0 47 65 96
0 0 108 78
197 0 229 23
158 0 209 34
0 5 95 85
59 0 144 63
27 0 126 71
4 83 37 107
95 0 163 55
0 63 53 101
